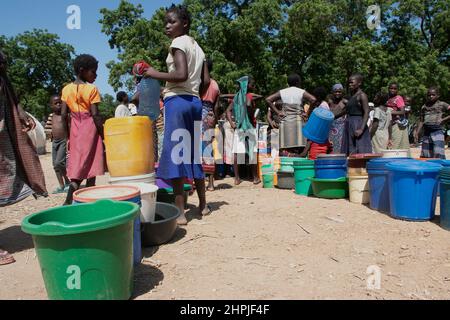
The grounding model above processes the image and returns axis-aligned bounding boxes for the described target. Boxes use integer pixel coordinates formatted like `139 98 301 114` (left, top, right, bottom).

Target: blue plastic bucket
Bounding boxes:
386 160 442 221
303 108 334 144
440 168 450 230
315 158 348 179
367 158 409 213
73 185 142 266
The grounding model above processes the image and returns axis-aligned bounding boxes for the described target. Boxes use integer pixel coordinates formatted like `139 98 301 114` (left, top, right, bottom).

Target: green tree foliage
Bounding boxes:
98 93 117 121
0 29 75 120
99 0 449 119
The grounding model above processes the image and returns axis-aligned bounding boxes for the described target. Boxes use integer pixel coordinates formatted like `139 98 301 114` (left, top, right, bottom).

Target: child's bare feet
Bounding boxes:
253 178 261 185
207 185 215 192
177 214 188 226
234 178 242 186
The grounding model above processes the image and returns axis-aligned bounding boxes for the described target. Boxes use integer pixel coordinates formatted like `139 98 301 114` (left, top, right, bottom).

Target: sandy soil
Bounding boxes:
1 145 450 300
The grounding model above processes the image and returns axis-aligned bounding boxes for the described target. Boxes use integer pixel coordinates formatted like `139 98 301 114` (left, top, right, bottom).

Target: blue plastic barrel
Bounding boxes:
386 160 442 221
426 160 449 196
303 108 335 144
315 158 347 179
440 168 450 230
73 186 143 266
367 158 409 213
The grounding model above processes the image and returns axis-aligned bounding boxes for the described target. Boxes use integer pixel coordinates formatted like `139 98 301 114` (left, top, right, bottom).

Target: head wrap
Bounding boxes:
132 60 150 77
332 83 344 92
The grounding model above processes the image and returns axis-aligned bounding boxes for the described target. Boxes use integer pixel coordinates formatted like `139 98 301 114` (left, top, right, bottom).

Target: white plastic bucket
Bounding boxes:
381 149 409 158
109 173 156 185
123 183 158 223
348 175 370 204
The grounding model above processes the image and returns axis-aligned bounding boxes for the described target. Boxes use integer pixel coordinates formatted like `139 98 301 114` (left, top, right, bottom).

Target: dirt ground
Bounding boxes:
1 144 450 300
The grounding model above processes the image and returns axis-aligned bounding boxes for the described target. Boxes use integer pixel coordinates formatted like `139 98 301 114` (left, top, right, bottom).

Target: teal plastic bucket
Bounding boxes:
263 174 274 188
293 159 315 196
21 200 139 300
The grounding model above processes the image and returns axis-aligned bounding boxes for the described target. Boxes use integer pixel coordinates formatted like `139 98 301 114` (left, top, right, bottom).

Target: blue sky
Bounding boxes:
0 0 182 96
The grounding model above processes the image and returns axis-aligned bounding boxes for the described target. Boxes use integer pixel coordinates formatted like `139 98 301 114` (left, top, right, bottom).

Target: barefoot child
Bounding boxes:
49 95 70 194
370 92 393 153
61 54 105 205
415 87 450 159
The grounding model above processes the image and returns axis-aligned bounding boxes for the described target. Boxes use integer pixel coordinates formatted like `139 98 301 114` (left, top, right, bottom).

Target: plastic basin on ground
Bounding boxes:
386 160 441 221
21 200 139 300
310 177 349 199
141 202 181 247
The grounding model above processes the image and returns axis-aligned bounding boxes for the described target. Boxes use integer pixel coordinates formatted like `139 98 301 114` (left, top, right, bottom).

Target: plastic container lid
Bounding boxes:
317 154 347 159
386 160 442 173
428 160 450 167
123 183 158 195
74 185 141 203
367 158 410 171
109 172 156 183
310 177 348 182
349 153 383 159
293 159 314 167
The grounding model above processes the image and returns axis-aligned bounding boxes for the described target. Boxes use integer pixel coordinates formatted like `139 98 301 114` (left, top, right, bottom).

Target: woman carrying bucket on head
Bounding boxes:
144 4 212 225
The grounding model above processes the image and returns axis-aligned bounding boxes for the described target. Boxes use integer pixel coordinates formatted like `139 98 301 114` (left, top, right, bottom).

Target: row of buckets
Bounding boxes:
260 153 450 228
20 116 192 300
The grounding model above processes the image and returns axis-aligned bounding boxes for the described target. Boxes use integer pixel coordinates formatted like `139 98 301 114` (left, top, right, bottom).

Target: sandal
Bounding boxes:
0 250 15 266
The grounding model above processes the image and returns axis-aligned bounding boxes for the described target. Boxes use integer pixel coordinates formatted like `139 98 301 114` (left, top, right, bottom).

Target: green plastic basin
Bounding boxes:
310 177 349 199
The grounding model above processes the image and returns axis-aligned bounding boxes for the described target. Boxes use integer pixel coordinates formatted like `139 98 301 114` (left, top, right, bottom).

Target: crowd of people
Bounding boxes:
1 4 449 266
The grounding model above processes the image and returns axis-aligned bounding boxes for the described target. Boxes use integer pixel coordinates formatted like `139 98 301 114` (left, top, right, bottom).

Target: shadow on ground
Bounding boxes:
132 263 164 299
0 226 34 254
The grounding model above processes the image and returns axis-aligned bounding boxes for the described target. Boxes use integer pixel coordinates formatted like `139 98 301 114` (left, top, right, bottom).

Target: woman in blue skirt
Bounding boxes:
145 5 211 225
